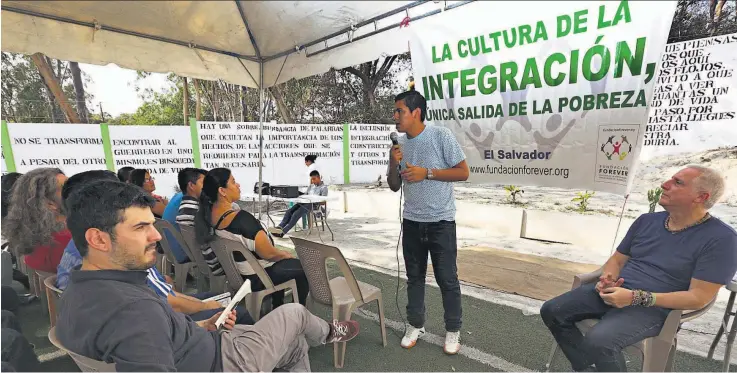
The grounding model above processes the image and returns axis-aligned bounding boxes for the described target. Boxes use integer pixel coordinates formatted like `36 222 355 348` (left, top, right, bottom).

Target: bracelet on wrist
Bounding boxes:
630 289 656 307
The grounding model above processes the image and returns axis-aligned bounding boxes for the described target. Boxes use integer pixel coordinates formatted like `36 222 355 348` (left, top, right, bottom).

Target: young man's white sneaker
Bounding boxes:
400 325 425 349
444 331 461 355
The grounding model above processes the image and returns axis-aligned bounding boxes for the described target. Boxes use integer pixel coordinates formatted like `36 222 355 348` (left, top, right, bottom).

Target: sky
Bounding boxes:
79 60 413 118
80 63 172 117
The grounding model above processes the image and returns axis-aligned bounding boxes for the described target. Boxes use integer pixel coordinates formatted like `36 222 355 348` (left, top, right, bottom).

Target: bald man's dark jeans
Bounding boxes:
540 284 668 371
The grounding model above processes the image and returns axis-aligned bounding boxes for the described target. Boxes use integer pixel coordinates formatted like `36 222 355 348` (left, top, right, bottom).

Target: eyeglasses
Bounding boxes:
145 177 155 182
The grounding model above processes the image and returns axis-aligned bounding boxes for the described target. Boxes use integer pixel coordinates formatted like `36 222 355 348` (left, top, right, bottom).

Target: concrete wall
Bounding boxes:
337 189 636 252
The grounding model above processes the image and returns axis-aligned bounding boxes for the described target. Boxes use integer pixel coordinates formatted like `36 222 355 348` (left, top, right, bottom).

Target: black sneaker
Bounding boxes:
326 320 360 343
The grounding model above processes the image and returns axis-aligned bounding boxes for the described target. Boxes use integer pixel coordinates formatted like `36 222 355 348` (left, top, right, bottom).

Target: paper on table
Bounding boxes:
215 279 252 328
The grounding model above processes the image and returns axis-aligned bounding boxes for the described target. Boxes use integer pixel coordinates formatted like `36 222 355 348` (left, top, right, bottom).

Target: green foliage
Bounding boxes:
669 0 737 43
503 185 524 204
1 53 94 123
109 89 183 125
648 187 663 213
572 191 595 212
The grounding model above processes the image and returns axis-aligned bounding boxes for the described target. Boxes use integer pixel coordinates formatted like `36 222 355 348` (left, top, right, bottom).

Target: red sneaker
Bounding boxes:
326 320 360 343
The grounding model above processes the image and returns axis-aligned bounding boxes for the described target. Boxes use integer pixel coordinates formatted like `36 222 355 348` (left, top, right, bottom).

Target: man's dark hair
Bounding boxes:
66 180 155 257
177 168 207 195
305 155 317 163
61 170 118 213
117 167 135 182
309 170 320 177
395 90 427 122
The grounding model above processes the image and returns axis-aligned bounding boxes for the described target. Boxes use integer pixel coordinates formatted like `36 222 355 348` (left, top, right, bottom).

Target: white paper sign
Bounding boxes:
268 124 344 186
347 124 393 184
6 123 107 175
197 121 263 190
108 125 195 197
641 33 737 160
409 0 677 195
1 145 7 175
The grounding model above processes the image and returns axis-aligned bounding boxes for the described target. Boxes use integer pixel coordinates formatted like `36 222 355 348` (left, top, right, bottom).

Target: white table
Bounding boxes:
240 193 338 241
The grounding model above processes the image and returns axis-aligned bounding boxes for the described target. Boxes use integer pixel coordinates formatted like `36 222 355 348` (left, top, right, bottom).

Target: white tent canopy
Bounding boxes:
1 0 473 88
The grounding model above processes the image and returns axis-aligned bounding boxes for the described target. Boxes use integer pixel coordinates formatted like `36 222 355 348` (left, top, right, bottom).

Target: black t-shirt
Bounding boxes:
219 210 273 261
223 211 264 240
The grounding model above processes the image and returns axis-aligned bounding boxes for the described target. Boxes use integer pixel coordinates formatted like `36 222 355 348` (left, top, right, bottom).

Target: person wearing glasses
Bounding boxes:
129 169 168 217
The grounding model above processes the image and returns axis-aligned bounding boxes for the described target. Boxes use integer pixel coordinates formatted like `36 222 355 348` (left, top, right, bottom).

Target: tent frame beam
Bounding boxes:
1 5 261 63
305 0 474 59
263 0 428 62
234 0 262 60
3 1 475 68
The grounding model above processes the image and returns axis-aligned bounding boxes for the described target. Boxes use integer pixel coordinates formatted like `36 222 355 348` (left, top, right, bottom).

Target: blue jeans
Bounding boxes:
278 204 311 234
189 292 255 325
402 219 462 332
540 283 668 371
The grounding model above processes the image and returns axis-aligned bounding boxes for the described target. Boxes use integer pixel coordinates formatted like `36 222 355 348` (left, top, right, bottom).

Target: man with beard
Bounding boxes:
57 180 359 372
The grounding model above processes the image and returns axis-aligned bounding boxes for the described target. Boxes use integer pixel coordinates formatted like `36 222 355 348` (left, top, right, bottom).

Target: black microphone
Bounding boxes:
390 132 401 171
390 132 399 146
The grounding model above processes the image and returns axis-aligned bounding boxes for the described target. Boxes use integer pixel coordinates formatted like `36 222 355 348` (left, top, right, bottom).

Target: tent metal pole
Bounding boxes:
306 0 475 58
262 0 428 62
257 62 265 220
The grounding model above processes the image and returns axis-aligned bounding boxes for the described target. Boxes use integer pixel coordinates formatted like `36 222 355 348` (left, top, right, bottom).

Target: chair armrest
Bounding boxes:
572 268 603 289
681 296 717 323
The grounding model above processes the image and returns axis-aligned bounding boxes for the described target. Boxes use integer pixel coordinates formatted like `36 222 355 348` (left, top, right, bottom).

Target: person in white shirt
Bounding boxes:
271 171 327 237
305 155 318 181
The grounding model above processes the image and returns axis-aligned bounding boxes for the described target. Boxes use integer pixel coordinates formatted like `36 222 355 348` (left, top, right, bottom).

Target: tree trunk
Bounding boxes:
269 84 295 124
31 53 80 123
193 78 202 120
342 55 398 121
182 77 189 125
69 62 88 123
240 86 248 122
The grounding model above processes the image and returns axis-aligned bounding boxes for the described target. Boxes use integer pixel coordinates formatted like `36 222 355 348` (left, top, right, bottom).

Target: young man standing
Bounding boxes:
387 89 469 354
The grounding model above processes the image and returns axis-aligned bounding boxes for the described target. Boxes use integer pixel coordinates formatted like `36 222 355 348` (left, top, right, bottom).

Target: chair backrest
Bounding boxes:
179 225 215 277
43 275 63 299
209 233 275 292
290 237 364 306
48 327 116 372
153 219 191 265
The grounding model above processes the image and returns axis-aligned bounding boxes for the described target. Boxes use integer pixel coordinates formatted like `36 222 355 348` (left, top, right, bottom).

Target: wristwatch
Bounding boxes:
426 168 434 180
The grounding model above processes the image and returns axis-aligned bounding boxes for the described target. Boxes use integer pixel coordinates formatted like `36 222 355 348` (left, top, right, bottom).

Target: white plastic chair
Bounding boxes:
546 268 717 372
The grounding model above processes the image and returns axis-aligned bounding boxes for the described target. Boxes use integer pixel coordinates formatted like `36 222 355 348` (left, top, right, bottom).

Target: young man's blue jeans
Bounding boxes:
189 292 255 325
278 204 311 234
402 219 462 332
540 283 668 371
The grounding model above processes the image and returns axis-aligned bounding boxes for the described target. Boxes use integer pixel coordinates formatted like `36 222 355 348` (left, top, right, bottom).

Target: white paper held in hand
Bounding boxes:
215 279 252 328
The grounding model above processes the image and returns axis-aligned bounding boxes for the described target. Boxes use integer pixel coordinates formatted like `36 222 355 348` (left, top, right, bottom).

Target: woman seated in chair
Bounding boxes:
129 169 168 218
194 168 309 308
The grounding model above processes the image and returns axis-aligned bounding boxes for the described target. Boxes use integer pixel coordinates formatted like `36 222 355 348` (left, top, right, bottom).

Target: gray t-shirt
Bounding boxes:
617 211 737 294
388 125 466 222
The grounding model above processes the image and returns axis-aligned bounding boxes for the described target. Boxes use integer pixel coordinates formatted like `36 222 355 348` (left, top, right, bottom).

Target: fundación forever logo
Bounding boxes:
599 135 633 161
595 125 640 186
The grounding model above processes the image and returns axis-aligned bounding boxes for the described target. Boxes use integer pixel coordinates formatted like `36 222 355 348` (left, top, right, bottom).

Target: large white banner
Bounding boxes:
267 123 344 186
6 123 107 175
410 0 677 194
108 125 195 195
641 32 737 160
